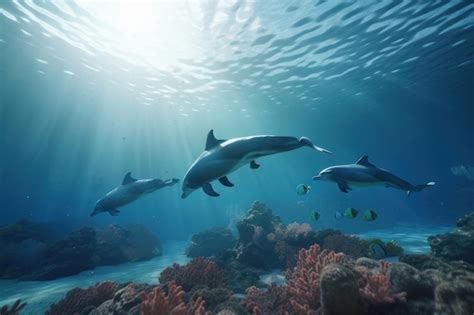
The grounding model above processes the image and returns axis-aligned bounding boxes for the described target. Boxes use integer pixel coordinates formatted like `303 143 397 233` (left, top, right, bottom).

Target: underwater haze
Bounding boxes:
0 1 473 314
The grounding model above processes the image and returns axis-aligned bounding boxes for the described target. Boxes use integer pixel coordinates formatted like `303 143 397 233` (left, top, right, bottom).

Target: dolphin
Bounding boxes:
312 155 435 197
181 129 331 198
91 172 179 216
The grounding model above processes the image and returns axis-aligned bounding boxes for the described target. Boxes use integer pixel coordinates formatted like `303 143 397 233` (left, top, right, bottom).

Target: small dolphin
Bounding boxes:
313 155 435 197
182 130 331 198
91 172 179 216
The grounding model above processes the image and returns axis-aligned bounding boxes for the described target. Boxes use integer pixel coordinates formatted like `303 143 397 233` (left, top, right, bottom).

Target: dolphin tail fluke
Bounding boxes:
407 181 435 197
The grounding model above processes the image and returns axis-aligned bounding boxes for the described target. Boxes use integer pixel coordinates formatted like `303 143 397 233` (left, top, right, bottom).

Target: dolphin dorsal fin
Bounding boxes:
356 155 376 167
205 129 226 150
122 172 137 185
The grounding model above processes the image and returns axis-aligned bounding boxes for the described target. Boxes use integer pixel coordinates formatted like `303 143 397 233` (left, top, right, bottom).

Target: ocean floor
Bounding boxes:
0 226 452 314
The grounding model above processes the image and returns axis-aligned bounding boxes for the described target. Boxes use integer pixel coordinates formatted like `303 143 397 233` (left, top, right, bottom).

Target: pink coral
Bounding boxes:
285 244 345 314
243 284 290 315
358 261 406 305
140 281 209 315
46 281 119 315
159 257 225 291
285 222 311 236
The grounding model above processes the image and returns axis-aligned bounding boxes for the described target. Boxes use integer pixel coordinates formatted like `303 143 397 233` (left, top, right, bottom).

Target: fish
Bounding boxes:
310 211 320 221
334 211 343 220
363 209 378 221
368 242 387 259
344 207 358 219
296 184 311 195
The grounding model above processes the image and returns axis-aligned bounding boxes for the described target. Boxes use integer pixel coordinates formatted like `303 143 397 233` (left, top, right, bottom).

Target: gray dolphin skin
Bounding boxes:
181 129 331 198
91 172 179 216
313 155 435 197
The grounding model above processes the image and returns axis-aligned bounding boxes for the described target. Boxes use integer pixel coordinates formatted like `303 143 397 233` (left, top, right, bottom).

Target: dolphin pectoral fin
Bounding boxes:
337 182 351 193
202 182 220 197
218 176 234 187
108 209 120 216
250 160 260 169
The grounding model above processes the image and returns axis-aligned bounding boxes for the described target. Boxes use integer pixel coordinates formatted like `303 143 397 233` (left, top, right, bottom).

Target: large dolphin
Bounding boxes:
181 129 331 198
312 155 435 196
91 172 179 216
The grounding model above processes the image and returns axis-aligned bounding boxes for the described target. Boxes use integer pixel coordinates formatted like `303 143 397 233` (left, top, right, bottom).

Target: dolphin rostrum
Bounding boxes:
91 172 179 216
181 129 331 198
312 155 435 197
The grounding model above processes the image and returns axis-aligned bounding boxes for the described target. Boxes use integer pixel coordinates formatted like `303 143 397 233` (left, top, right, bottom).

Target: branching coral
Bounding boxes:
358 261 406 305
243 284 290 315
285 222 311 236
0 299 26 315
159 257 225 291
285 244 345 314
140 281 209 315
46 281 118 315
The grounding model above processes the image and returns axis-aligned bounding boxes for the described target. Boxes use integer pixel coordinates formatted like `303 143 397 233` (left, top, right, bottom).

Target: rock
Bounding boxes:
320 263 367 315
109 283 154 315
389 262 435 300
435 276 474 315
89 299 113 315
428 212 474 264
186 228 236 258
323 234 369 258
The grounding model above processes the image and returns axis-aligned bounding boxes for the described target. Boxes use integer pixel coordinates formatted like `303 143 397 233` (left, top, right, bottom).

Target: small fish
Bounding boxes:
310 211 320 221
368 242 387 259
296 184 311 195
363 209 378 221
344 207 358 219
334 211 343 220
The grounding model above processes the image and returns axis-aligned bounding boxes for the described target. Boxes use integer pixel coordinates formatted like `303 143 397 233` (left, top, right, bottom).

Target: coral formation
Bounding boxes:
322 234 369 258
0 223 162 280
140 282 209 315
186 228 236 258
285 244 345 314
243 284 290 315
0 299 26 315
428 212 474 263
159 257 226 291
46 281 119 315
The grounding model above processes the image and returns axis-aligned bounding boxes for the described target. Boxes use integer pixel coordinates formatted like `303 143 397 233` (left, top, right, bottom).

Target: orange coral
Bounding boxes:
140 281 209 315
285 244 345 314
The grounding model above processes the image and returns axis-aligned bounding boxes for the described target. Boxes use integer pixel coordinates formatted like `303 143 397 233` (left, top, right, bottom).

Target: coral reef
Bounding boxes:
46 281 119 315
159 257 226 291
285 244 346 314
243 284 290 315
0 299 26 315
186 228 236 258
322 234 369 258
140 282 210 315
428 211 474 263
0 223 162 280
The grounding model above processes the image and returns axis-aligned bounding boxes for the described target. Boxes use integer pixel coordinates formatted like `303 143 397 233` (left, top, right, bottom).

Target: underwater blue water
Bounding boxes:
0 2 473 310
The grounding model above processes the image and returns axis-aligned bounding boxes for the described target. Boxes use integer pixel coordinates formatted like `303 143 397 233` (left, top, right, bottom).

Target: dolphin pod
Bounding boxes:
92 172 179 216
181 129 332 198
92 131 435 215
312 155 435 197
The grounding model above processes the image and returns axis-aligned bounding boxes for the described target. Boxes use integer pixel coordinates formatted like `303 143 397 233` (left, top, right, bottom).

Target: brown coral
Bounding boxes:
159 257 225 291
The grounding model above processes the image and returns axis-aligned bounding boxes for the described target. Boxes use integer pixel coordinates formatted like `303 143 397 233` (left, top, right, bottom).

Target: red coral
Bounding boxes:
46 281 118 315
159 257 225 291
285 244 345 314
140 281 209 315
358 261 406 305
243 284 290 315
